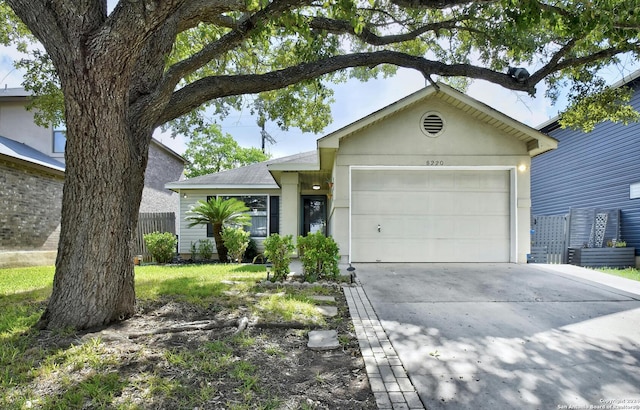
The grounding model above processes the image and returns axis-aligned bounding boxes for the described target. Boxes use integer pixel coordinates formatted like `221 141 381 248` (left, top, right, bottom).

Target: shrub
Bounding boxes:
222 227 250 263
297 232 340 281
143 231 177 264
245 238 259 263
197 239 214 260
263 234 295 281
190 241 198 260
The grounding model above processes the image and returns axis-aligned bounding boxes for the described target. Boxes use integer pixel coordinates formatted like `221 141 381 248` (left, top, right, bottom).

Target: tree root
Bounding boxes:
127 317 321 339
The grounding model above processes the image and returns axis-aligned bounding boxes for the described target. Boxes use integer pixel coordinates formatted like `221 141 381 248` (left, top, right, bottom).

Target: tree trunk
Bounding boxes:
213 222 229 263
37 80 151 330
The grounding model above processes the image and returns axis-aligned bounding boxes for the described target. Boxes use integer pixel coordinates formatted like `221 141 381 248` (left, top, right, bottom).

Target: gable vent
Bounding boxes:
420 112 444 137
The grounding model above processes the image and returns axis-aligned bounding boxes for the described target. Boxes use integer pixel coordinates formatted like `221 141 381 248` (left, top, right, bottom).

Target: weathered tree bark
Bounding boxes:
9 0 171 331
37 75 152 329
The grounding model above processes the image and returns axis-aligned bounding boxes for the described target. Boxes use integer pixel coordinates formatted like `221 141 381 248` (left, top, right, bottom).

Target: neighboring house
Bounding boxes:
532 70 640 265
167 83 557 263
0 87 186 267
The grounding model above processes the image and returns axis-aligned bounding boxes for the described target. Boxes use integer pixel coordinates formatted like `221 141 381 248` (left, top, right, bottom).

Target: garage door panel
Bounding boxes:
351 169 511 262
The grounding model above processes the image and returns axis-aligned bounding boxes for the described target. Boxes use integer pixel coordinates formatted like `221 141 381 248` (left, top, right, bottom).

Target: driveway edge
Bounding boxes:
343 285 426 410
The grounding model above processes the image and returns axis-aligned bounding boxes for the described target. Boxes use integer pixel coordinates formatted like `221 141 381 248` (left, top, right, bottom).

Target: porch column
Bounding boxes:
280 172 300 249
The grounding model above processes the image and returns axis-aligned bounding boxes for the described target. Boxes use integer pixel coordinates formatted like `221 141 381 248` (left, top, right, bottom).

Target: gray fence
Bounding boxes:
531 208 620 264
531 214 568 263
134 212 176 262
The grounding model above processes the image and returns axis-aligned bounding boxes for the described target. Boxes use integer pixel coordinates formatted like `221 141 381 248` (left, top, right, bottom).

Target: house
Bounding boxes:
0 87 186 267
167 83 557 263
532 70 640 266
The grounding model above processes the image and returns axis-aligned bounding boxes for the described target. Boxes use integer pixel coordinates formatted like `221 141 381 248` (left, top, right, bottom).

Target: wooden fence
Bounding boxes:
133 212 176 262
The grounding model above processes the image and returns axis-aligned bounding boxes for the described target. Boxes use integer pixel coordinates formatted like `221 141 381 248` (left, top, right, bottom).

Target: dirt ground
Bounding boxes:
28 284 377 409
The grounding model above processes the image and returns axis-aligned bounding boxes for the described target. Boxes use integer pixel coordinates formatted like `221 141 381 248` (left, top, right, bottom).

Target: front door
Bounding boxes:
301 196 326 236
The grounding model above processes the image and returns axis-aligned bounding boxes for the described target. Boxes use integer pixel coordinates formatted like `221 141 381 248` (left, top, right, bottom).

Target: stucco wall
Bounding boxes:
0 159 63 251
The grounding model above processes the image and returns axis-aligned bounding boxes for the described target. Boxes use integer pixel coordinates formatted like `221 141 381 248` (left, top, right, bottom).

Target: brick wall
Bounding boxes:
139 142 184 214
0 159 63 250
0 142 183 252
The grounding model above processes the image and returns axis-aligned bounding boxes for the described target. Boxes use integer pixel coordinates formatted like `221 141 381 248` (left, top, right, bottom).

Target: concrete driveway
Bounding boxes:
356 263 640 409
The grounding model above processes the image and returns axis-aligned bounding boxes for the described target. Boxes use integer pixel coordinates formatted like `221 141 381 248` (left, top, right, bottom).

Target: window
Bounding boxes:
53 130 67 153
630 182 640 199
206 195 270 238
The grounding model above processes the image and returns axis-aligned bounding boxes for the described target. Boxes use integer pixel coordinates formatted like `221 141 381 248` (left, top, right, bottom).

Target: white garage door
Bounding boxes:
350 169 511 262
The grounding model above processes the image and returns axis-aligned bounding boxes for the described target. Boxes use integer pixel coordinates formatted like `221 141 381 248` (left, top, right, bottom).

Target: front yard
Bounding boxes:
594 266 640 282
0 264 375 409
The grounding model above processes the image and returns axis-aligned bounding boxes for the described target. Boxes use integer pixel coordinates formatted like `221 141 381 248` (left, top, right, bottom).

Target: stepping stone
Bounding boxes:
308 330 340 351
221 280 242 285
255 292 285 298
316 305 338 317
310 295 335 303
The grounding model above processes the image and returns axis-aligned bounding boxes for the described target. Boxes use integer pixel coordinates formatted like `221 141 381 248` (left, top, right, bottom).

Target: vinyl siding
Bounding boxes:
531 78 640 251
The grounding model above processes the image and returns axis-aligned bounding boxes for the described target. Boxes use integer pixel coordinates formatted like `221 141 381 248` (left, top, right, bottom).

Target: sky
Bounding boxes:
1 43 638 159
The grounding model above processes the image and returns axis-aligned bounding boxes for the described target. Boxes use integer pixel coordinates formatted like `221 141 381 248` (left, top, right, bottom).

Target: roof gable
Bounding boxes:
318 82 557 157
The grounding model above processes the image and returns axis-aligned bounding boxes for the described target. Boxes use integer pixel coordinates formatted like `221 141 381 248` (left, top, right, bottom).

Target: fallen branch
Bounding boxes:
128 319 239 338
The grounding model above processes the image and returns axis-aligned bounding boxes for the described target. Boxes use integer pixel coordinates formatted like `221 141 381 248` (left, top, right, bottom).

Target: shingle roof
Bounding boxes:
166 150 317 189
0 87 32 98
0 135 65 172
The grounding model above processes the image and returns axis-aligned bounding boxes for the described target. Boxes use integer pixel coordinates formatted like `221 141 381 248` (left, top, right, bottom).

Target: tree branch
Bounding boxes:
389 0 495 8
530 43 640 85
157 50 527 125
164 0 311 91
308 15 481 46
133 0 311 124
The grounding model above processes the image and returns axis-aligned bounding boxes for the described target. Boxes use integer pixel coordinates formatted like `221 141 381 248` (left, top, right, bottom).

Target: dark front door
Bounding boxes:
301 196 326 236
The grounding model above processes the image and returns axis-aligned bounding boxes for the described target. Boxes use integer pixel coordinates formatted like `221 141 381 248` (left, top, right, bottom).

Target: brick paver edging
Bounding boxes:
342 285 426 410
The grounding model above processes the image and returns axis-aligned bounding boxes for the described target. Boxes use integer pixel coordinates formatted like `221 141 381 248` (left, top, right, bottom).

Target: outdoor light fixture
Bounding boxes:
266 263 272 281
312 184 321 190
518 164 527 172
347 264 356 284
183 193 187 198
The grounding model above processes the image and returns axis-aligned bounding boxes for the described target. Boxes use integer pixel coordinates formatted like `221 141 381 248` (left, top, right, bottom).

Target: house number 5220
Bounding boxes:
426 160 445 166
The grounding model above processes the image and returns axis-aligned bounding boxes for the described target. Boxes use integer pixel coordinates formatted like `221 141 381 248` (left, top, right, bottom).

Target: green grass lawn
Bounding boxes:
0 263 345 409
595 266 640 282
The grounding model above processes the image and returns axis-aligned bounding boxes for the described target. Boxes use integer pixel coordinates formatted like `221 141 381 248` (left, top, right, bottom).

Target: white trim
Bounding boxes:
166 183 279 190
348 165 518 263
510 167 518 263
267 163 319 172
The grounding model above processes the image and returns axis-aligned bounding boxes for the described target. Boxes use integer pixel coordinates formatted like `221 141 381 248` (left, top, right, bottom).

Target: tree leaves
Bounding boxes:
4 0 640 134
183 124 269 178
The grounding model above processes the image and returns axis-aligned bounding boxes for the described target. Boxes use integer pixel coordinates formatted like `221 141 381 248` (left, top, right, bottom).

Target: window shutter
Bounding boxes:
269 196 280 235
206 195 214 237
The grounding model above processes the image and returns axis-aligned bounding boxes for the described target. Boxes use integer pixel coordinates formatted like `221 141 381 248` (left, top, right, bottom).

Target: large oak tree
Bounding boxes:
2 0 638 330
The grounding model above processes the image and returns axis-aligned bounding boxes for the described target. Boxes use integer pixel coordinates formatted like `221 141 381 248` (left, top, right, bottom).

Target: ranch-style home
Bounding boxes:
166 83 557 263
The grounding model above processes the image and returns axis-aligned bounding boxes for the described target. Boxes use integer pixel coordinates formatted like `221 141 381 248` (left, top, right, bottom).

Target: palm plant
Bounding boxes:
185 197 251 262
